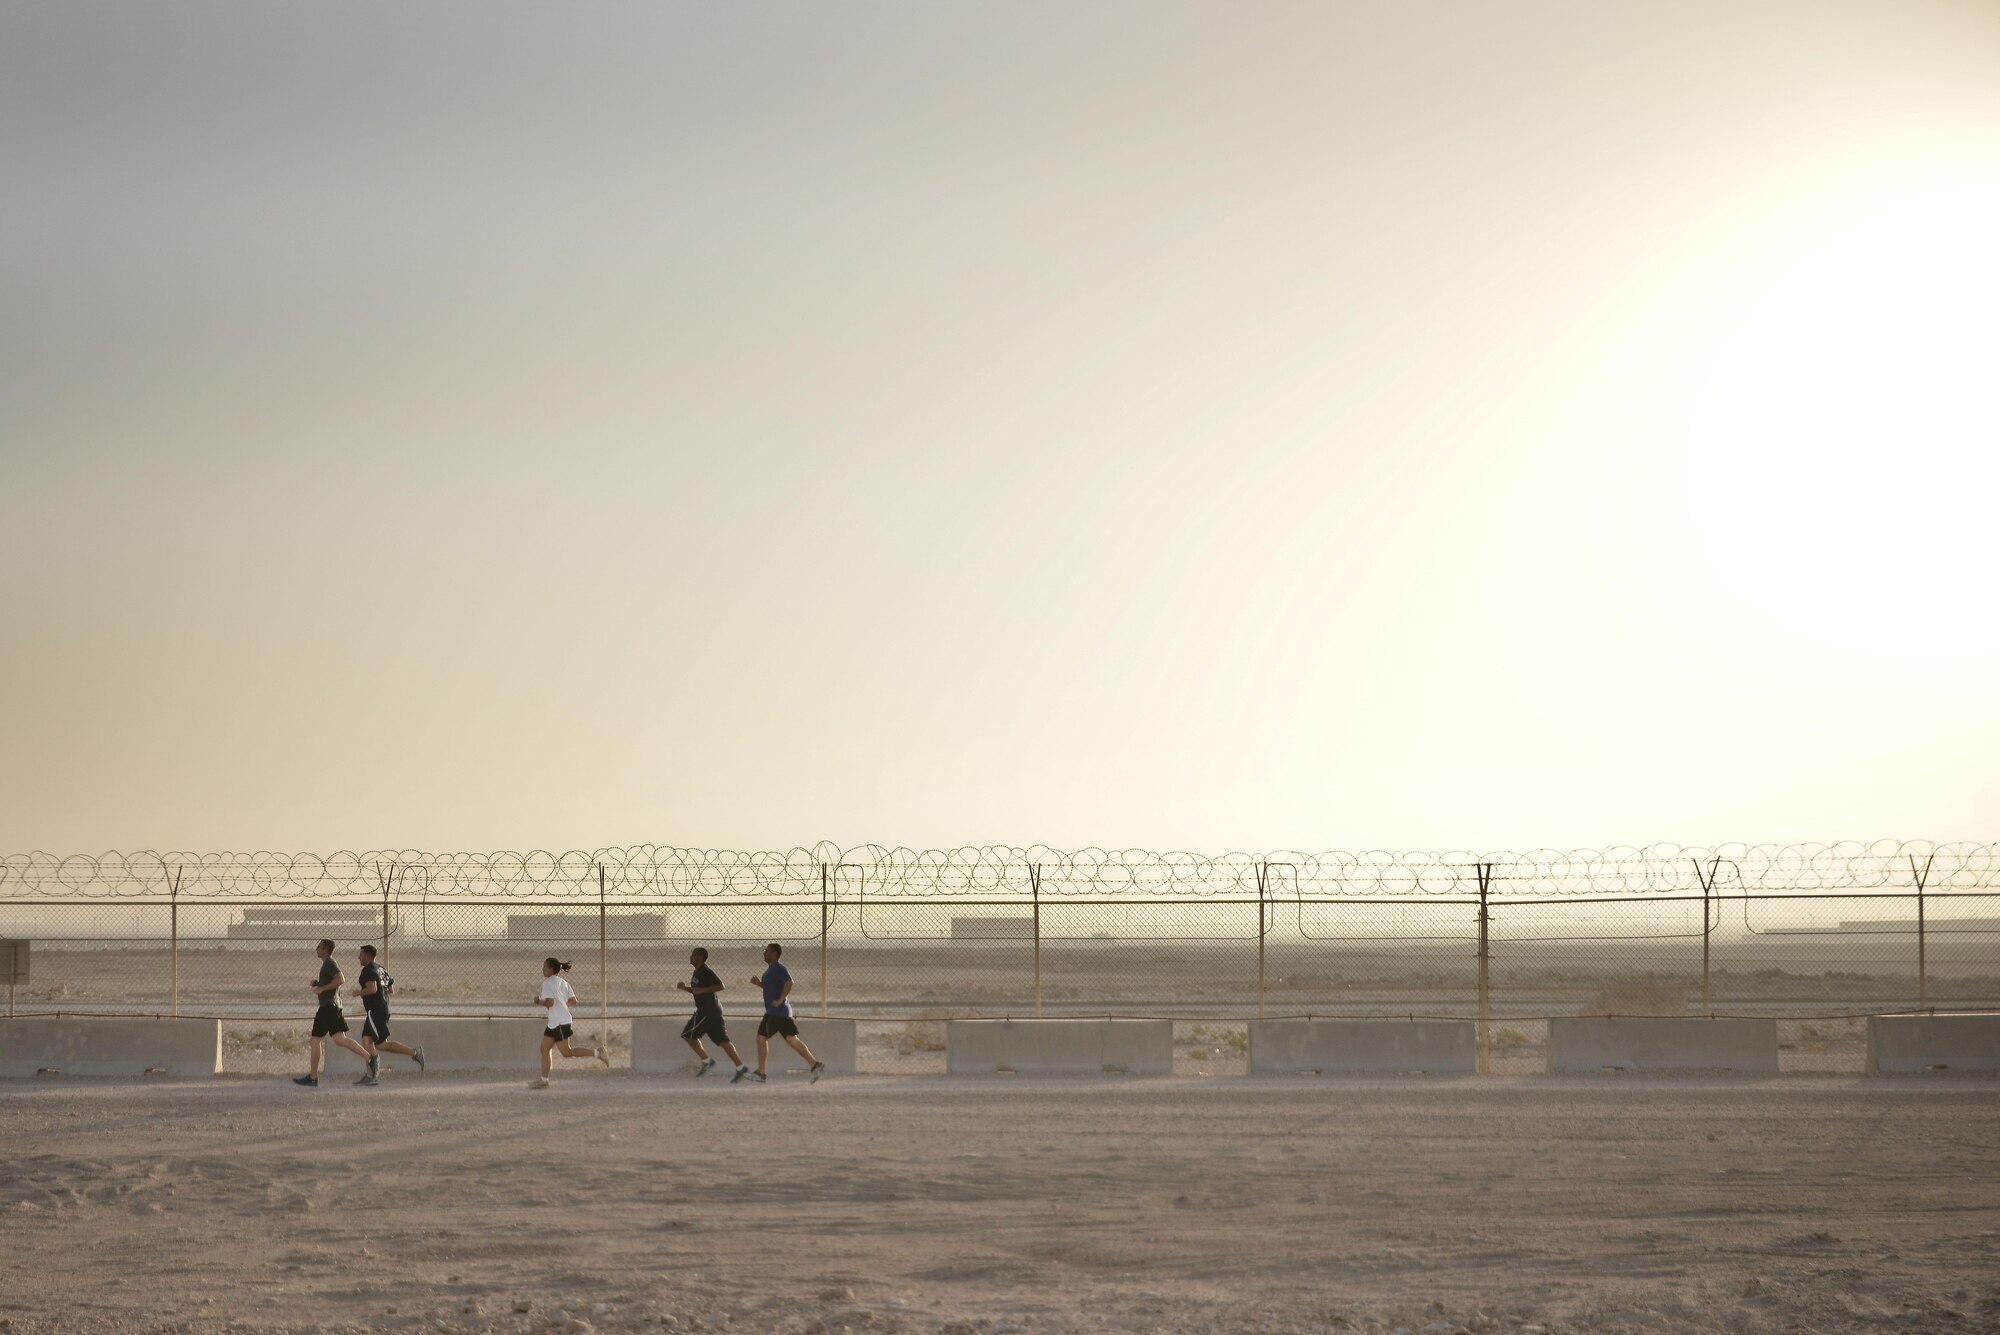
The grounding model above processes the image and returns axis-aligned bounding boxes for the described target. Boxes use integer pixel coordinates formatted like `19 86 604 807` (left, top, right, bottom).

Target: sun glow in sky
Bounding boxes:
3 1 1997 854
1685 177 2000 658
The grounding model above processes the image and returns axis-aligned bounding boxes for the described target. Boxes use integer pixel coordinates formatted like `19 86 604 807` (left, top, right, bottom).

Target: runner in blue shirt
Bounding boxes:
747 943 825 1083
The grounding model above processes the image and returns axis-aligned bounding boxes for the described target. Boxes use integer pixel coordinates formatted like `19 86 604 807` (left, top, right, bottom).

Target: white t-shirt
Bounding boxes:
540 975 576 1027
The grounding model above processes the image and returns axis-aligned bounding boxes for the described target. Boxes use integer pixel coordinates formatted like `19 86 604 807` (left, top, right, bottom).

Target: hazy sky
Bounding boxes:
4 2 1997 855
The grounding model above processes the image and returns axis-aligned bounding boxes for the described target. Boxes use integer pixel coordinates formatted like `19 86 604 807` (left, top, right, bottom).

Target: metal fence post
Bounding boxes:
1476 862 1493 1074
1911 852 1933 1013
1031 863 1042 1017
380 865 392 965
819 862 830 1019
1256 861 1268 1019
1693 856 1719 1018
598 863 609 1046
169 866 182 1017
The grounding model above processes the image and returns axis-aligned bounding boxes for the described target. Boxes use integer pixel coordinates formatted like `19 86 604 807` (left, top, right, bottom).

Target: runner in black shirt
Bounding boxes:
675 947 749 1082
350 944 425 1086
294 940 370 1087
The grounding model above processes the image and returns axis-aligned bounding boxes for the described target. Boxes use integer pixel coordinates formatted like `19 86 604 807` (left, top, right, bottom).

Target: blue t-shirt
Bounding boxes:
760 961 792 1016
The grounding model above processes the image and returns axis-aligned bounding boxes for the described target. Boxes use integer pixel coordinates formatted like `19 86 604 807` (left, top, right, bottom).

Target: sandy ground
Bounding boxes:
1 1076 1996 1335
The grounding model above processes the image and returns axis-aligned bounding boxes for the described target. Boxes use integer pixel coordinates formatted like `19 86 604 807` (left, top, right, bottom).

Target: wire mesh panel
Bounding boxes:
1721 894 1927 1013
1269 896 1481 1018
0 901 174 1015
830 856 1037 1014
1922 891 2000 1008
1034 898 1255 1015
832 900 1038 1011
1487 897 1708 1020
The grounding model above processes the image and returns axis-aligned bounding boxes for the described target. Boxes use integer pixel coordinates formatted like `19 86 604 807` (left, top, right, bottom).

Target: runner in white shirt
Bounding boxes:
530 958 608 1089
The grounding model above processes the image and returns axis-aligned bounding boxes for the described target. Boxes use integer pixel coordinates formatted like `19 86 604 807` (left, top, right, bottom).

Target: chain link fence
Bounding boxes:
2 843 1994 1073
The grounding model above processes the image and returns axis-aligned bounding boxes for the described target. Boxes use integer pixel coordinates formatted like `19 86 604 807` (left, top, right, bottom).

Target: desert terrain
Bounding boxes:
1 1075 1996 1335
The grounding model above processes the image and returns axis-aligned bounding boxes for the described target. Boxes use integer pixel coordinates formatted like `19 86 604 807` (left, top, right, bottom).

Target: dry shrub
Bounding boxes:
894 1008 984 1055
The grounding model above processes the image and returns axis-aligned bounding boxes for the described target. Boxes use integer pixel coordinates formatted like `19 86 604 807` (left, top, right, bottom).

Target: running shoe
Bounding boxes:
292 1075 317 1087
596 1047 611 1069
810 1061 826 1084
412 1046 427 1073
696 1057 717 1078
367 1054 379 1080
729 1066 750 1084
752 1071 767 1083
355 1074 378 1087
527 1077 550 1089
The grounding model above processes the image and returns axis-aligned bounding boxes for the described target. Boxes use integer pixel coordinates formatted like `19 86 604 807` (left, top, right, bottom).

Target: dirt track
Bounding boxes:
1 1075 1996 1335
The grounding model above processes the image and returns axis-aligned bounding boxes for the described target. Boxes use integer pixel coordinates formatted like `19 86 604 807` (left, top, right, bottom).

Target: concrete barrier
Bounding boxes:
630 1016 857 1076
1547 1017 1778 1073
946 1019 1172 1075
1249 1018 1476 1074
0 1018 222 1077
320 1018 548 1074
1866 1014 2000 1074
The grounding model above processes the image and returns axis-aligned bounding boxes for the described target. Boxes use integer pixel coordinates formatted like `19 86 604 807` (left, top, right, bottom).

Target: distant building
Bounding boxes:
1837 919 1993 933
506 913 667 941
227 906 385 941
950 917 1033 940
1760 918 1996 935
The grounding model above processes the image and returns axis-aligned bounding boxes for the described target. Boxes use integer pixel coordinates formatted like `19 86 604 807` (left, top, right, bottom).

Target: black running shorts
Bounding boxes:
544 1023 574 1042
682 1012 729 1044
311 1003 349 1038
361 1010 390 1043
757 1014 800 1039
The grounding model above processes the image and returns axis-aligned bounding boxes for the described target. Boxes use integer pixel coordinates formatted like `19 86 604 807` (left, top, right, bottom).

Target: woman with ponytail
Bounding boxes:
530 957 608 1088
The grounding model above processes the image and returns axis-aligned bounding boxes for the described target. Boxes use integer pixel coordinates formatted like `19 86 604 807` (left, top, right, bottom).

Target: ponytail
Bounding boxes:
544 957 572 974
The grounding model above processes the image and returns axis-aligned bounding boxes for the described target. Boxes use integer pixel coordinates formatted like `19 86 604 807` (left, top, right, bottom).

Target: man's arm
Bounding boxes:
777 978 794 1005
358 978 378 998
